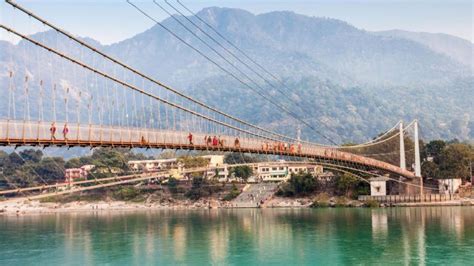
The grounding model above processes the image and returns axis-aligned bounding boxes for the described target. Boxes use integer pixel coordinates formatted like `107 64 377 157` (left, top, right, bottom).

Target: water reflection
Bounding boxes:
1 207 473 265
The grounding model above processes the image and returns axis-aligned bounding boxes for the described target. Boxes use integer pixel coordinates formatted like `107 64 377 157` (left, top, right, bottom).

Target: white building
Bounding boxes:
253 162 324 182
438 178 462 195
128 158 182 172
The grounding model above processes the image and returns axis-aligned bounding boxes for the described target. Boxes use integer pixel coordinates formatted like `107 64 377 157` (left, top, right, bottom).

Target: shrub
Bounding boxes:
277 173 319 197
223 184 241 201
230 166 253 181
113 186 139 201
365 199 380 208
167 177 178 194
335 173 358 197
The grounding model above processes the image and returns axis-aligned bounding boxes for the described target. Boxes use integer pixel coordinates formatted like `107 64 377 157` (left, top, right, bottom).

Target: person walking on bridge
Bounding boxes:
62 123 69 141
50 122 57 140
234 137 240 148
212 136 218 146
207 136 212 146
187 132 193 145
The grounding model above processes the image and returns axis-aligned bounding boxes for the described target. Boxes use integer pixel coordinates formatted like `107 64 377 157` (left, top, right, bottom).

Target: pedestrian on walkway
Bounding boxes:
218 135 224 147
62 123 69 141
212 136 218 146
187 132 193 145
50 122 57 140
234 137 240 148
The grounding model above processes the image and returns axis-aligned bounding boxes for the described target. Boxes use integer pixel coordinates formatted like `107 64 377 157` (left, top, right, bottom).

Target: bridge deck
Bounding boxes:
0 120 415 178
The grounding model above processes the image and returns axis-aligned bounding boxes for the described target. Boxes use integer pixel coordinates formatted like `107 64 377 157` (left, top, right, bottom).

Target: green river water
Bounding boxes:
0 207 473 265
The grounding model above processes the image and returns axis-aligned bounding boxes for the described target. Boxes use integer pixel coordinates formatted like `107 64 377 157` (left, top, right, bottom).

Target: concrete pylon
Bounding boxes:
414 120 421 177
399 121 406 170
413 119 423 200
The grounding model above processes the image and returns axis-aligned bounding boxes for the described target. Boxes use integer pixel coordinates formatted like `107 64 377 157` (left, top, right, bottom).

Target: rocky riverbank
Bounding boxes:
0 198 239 215
0 194 364 215
2 194 472 215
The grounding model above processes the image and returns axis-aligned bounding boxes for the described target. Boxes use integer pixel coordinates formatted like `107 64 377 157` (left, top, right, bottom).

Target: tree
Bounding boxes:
6 152 24 168
437 143 473 180
231 165 253 181
65 158 82 168
224 153 260 164
31 157 65 182
421 161 439 179
423 140 446 163
277 173 318 197
0 151 8 168
223 183 241 201
88 148 131 177
185 176 206 200
178 156 208 169
335 173 358 196
19 149 43 163
167 177 179 194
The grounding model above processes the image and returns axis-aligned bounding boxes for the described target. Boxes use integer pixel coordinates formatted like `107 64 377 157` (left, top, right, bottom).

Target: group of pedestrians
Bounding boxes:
49 124 303 154
50 122 69 141
186 133 241 149
262 142 302 153
204 135 226 147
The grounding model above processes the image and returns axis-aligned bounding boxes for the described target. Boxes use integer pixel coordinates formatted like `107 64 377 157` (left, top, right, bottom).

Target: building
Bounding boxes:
64 165 95 183
201 155 225 167
253 162 324 182
438 178 462 195
369 176 389 196
128 158 182 172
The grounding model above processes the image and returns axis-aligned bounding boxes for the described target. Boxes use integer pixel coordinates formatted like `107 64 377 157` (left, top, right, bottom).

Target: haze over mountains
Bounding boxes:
1 7 473 143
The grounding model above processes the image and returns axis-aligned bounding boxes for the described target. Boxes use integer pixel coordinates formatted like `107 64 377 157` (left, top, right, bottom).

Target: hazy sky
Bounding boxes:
1 0 472 44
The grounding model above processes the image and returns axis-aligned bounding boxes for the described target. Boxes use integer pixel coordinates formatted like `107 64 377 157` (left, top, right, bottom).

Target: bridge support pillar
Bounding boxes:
398 121 407 195
399 121 406 170
413 120 423 200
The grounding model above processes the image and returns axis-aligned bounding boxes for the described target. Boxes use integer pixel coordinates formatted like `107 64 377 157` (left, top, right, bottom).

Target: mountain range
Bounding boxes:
0 7 473 143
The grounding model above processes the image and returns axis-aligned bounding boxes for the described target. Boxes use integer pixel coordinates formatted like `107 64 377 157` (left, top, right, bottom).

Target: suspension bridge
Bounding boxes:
0 0 425 199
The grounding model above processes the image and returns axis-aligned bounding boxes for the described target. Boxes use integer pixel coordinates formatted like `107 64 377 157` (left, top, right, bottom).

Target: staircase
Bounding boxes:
231 182 278 208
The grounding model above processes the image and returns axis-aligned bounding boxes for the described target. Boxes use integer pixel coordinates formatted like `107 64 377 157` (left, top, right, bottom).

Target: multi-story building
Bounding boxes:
64 164 95 183
128 158 182 172
254 162 323 181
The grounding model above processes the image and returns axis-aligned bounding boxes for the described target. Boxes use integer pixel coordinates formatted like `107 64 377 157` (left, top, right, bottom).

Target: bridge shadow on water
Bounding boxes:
0 207 473 265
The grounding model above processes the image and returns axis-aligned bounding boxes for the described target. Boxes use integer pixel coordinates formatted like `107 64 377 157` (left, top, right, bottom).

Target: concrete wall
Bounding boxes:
370 180 387 196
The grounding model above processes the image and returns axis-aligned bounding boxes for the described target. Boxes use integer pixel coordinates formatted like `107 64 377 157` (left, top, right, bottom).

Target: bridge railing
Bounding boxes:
0 120 414 177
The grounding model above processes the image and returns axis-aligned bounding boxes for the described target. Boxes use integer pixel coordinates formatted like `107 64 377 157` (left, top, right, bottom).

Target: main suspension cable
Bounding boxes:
0 24 289 143
127 0 338 145
4 0 314 146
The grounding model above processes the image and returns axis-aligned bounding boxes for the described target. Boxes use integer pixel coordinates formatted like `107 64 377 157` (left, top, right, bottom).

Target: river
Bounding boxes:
1 207 473 265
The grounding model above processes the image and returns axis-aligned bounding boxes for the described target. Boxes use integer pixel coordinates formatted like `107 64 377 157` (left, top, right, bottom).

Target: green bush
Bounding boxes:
230 166 253 181
223 184 241 201
334 197 348 207
167 177 179 194
277 173 318 197
113 186 139 201
365 199 380 208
